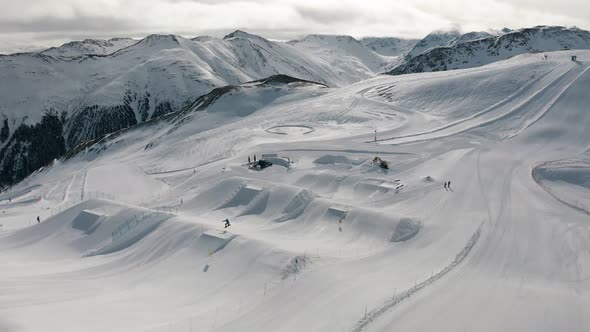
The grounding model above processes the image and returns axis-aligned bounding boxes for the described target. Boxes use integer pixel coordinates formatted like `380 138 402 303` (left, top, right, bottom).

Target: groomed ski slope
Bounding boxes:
1 50 590 332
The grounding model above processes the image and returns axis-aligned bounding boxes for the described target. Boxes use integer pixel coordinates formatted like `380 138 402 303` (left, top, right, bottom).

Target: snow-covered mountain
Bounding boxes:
287 34 395 80
359 37 419 57
447 31 494 46
40 38 138 57
406 29 503 58
3 25 589 187
0 31 393 186
406 29 462 58
389 26 590 75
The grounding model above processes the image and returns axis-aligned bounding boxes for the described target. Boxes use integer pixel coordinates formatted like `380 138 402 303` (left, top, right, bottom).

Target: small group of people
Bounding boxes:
443 181 452 190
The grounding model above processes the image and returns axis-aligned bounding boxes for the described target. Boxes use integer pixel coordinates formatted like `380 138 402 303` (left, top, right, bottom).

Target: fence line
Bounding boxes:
43 191 178 230
351 225 482 332
112 209 176 241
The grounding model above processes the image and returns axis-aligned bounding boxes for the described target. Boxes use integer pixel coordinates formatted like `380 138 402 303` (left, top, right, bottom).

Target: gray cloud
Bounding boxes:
1 0 589 54
0 15 137 33
294 5 361 24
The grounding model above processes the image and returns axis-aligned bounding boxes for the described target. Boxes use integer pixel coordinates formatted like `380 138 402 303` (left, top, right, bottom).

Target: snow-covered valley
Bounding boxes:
1 49 590 332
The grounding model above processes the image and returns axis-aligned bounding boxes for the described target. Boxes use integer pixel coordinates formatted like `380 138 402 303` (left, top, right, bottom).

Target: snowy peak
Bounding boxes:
223 30 268 42
287 34 388 74
136 34 181 47
290 34 363 47
407 29 461 57
192 35 218 43
448 31 494 45
40 38 137 57
359 37 419 57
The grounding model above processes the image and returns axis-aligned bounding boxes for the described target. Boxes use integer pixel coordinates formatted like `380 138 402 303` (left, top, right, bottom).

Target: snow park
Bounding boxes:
1 14 590 332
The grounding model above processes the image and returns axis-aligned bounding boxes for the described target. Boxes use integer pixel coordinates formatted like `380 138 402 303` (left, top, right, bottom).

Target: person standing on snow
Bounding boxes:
37 216 40 223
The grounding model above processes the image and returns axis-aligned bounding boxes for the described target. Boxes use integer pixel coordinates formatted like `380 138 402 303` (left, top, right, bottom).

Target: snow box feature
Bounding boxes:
197 230 237 255
218 185 264 209
325 206 348 221
72 210 107 234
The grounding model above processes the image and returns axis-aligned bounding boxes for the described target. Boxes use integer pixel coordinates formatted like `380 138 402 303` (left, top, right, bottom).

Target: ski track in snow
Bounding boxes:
374 63 587 145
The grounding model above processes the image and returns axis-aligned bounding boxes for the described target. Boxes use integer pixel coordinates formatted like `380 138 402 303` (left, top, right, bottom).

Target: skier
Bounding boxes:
223 218 231 228
37 216 40 223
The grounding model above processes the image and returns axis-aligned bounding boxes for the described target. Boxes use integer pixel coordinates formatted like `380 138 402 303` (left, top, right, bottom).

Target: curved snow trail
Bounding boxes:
265 125 315 135
532 161 590 216
352 225 482 332
502 64 590 139
374 64 584 145
363 65 558 143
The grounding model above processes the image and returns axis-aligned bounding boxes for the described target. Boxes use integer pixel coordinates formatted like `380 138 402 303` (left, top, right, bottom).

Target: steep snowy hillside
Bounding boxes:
359 37 419 57
448 31 494 46
0 31 394 187
406 29 461 58
1 51 590 332
389 26 590 75
40 38 138 57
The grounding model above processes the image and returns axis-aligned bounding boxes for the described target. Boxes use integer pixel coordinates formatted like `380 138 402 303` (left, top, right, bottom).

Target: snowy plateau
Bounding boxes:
1 25 590 332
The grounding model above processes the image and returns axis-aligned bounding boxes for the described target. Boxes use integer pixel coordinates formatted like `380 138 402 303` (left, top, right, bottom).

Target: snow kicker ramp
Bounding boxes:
195 230 237 255
71 209 106 234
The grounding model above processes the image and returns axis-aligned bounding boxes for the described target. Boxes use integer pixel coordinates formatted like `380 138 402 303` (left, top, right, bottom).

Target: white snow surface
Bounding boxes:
1 51 590 332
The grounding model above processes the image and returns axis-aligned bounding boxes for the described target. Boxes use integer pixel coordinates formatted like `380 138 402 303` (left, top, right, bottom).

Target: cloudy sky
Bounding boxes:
1 0 589 53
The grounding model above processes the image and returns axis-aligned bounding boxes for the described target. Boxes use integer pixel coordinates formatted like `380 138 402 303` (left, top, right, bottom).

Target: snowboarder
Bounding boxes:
253 154 257 162
444 182 447 189
248 156 251 165
448 181 452 190
37 216 40 223
223 218 231 228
